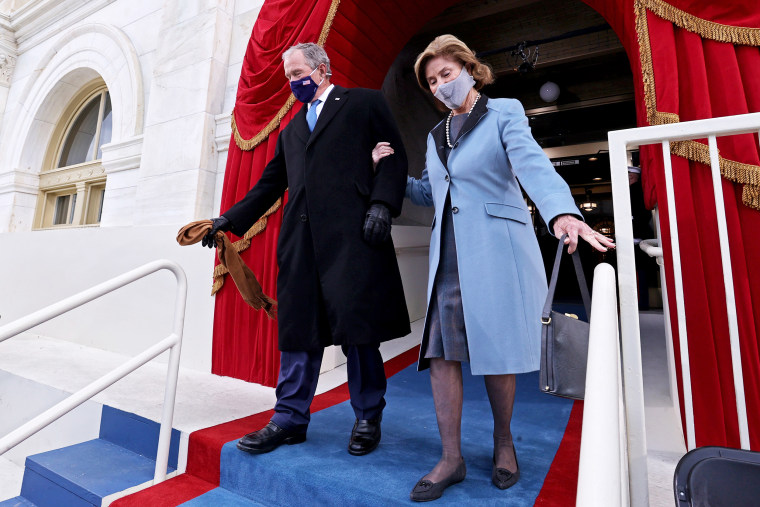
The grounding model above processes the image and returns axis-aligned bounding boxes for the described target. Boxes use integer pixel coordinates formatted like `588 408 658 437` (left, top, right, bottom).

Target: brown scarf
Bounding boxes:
176 220 277 319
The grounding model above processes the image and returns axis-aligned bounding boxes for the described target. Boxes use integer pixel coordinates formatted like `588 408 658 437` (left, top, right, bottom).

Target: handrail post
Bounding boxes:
153 264 187 482
609 131 649 507
576 263 623 507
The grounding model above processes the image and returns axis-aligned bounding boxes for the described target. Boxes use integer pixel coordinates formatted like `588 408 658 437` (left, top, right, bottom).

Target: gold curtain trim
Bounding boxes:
647 0 760 46
232 96 296 151
231 0 342 151
635 0 760 210
212 199 282 294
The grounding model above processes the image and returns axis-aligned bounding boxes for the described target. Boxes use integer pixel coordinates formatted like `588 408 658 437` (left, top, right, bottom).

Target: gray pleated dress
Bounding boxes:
422 113 470 363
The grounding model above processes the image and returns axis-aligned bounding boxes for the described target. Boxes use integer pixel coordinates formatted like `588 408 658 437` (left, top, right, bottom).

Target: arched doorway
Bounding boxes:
214 0 639 382
380 0 644 311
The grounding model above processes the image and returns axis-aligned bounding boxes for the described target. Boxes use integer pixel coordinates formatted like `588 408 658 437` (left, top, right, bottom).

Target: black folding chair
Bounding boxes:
674 446 760 506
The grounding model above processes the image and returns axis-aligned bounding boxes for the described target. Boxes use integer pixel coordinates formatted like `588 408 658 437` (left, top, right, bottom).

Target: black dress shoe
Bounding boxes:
347 417 381 456
236 421 306 454
492 446 520 490
410 459 466 502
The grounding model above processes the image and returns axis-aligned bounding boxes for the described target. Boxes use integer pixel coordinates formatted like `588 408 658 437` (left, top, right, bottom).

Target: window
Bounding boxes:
35 85 111 229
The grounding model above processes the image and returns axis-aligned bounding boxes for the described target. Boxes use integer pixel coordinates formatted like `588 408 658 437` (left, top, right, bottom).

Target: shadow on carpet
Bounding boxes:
185 363 574 506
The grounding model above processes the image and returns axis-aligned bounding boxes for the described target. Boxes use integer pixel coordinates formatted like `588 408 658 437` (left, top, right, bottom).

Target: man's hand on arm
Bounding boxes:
202 216 231 249
363 203 391 247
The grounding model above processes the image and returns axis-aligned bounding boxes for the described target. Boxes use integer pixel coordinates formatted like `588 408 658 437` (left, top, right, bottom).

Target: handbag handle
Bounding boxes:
541 234 591 323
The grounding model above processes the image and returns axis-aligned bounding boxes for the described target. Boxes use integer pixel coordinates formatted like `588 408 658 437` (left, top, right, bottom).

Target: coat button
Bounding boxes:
444 175 450 182
300 214 308 222
452 207 459 214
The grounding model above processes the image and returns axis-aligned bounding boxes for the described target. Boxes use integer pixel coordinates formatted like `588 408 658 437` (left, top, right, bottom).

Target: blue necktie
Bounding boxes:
307 99 321 132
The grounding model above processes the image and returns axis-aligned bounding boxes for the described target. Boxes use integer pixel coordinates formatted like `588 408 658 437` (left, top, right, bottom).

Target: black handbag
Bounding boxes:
539 235 591 400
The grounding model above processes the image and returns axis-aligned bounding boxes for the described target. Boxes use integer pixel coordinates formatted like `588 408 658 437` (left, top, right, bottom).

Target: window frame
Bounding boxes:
34 80 111 230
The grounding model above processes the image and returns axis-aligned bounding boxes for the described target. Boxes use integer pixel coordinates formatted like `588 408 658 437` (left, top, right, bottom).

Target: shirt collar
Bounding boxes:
310 84 334 107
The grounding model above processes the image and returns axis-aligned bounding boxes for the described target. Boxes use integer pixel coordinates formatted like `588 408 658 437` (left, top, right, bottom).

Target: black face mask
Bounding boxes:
290 68 323 103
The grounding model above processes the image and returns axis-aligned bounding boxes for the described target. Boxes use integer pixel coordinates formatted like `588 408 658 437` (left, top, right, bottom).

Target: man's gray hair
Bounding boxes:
283 43 332 75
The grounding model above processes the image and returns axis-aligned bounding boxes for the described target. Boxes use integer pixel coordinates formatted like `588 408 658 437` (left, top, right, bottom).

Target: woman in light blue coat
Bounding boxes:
376 35 615 501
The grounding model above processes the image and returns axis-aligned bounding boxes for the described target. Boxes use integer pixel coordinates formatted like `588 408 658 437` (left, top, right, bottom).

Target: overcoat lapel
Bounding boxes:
308 85 349 146
293 103 310 145
431 121 447 170
430 95 491 170
457 95 489 142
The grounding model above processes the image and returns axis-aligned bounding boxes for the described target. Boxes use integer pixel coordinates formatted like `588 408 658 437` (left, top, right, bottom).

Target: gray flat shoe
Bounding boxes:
492 447 520 490
410 459 466 502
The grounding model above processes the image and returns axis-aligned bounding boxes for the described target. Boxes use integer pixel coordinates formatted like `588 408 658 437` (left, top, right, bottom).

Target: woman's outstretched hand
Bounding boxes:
372 141 394 169
552 214 616 254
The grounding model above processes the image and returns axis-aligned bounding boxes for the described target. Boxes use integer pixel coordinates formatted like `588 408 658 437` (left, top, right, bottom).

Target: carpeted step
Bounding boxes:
180 487 268 506
20 438 175 506
214 366 573 506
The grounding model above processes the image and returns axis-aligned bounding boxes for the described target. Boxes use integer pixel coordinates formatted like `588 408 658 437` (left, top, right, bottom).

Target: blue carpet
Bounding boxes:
187 363 573 506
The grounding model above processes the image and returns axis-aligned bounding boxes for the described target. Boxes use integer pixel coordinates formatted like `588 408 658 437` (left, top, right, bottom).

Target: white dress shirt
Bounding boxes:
308 84 335 120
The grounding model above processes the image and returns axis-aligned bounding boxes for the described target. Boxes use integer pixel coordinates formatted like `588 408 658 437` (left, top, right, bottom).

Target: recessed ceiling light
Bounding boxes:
588 156 598 161
593 177 603 181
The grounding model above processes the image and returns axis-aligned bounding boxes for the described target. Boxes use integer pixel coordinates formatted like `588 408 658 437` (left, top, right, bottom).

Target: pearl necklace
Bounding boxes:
446 92 481 149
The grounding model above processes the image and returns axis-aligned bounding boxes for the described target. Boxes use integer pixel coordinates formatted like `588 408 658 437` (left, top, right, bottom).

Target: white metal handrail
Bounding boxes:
0 259 187 484
576 263 628 507
608 111 760 506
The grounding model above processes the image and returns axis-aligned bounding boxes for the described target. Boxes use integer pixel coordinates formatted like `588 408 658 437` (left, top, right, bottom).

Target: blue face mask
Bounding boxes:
290 68 323 103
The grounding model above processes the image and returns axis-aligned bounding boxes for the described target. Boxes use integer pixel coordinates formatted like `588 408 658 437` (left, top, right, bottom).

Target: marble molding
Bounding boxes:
0 168 39 195
214 111 230 153
11 0 116 50
0 51 15 85
0 169 38 232
38 163 105 189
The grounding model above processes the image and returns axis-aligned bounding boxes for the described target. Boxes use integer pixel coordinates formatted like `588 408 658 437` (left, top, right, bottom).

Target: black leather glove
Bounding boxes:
202 216 231 249
363 203 391 247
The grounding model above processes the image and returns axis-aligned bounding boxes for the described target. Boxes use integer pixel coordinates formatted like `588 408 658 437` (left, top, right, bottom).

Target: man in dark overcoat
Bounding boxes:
203 42 410 456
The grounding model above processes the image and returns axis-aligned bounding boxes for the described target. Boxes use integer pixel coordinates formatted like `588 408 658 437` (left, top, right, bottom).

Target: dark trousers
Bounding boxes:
270 343 387 432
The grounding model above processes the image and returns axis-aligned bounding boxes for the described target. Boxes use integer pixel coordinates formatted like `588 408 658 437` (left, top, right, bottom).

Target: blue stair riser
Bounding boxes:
21 467 93 507
99 405 181 468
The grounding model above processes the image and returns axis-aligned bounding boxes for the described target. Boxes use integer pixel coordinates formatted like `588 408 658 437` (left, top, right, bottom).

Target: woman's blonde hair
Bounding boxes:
414 34 495 92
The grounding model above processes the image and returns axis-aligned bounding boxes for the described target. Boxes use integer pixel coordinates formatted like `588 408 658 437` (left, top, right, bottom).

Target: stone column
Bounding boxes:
132 0 235 225
0 11 24 232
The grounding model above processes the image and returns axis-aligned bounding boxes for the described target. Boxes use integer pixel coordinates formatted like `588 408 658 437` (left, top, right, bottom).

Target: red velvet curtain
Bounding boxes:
214 0 459 387
585 0 760 449
640 7 760 449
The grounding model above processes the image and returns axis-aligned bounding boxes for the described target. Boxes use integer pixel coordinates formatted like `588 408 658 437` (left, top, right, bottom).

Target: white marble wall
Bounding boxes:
0 0 269 371
132 0 236 225
0 0 268 232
